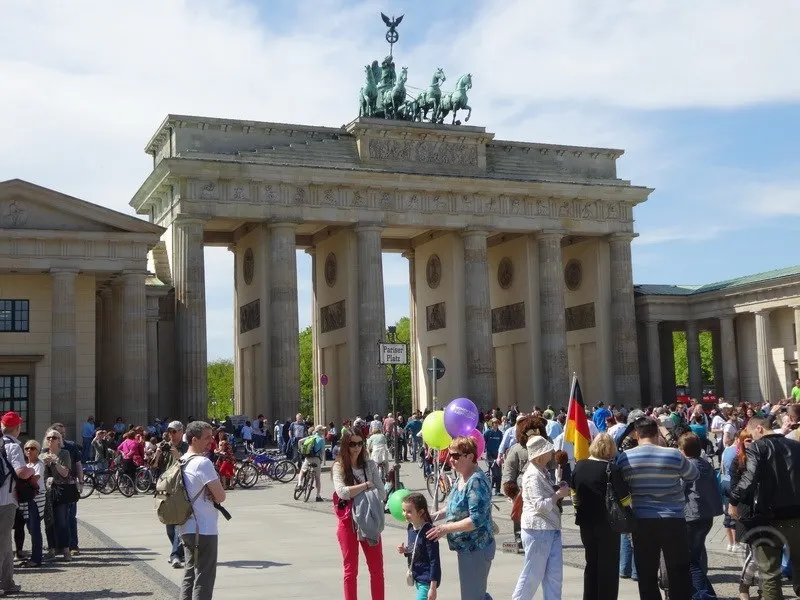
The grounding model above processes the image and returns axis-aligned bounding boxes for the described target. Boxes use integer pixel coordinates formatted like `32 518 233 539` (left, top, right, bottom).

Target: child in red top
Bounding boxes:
216 439 235 489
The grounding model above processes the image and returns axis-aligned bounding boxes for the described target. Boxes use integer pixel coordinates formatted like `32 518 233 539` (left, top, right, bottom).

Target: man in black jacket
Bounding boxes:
729 415 800 600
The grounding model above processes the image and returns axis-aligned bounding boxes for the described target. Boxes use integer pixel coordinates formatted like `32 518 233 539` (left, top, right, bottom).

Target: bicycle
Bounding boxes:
293 461 314 502
249 450 297 484
426 468 457 503
134 465 157 494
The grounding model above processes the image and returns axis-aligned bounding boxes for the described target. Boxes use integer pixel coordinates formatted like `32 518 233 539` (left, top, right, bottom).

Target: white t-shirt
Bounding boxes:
179 453 219 536
710 415 725 433
722 422 737 443
552 433 575 464
1 435 26 507
241 425 253 441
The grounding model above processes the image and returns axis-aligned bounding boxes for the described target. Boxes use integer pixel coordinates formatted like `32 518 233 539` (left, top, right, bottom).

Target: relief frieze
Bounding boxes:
565 302 596 332
321 300 346 333
491 302 525 334
368 138 479 167
239 300 260 334
426 302 446 331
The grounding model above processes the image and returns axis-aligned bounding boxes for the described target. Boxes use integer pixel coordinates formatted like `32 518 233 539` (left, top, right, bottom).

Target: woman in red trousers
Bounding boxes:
332 427 387 600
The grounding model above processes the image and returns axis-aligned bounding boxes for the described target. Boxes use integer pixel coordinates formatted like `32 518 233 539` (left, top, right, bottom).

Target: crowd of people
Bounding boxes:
4 380 800 600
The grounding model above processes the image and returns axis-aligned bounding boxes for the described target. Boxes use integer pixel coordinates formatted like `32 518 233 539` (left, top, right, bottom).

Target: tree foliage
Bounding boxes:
387 316 412 416
299 326 314 417
207 359 234 419
672 331 714 387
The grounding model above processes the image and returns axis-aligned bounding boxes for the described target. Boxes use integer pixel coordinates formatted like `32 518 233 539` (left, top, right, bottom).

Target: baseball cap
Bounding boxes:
167 420 183 432
0 412 23 428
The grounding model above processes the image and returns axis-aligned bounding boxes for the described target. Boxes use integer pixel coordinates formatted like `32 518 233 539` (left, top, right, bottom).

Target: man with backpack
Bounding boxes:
154 420 189 568
297 425 326 502
175 421 226 600
0 412 33 595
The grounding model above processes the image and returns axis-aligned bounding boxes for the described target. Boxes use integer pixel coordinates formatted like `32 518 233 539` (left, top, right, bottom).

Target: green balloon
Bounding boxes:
388 488 412 522
421 410 452 450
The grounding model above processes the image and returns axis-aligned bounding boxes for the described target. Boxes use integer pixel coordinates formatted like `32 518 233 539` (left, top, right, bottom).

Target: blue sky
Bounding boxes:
1 0 799 360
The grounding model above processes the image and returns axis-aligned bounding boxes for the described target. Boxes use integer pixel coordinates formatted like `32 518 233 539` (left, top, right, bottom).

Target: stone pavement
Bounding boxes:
10 459 760 599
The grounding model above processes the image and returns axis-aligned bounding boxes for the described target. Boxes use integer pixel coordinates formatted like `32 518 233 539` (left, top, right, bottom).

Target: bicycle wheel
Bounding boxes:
236 462 259 489
276 460 297 483
118 474 135 497
96 472 116 495
293 471 308 500
426 473 446 503
79 474 95 499
135 468 153 494
303 473 313 502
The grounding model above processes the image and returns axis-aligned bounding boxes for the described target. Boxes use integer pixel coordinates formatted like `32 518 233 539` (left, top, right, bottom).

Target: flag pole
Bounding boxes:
568 372 577 404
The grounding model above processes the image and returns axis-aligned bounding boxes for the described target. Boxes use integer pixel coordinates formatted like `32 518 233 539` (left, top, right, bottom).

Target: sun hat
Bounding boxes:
526 435 554 460
167 420 184 432
0 412 23 428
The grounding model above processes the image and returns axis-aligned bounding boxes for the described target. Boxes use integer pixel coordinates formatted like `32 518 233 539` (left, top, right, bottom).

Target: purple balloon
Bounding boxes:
444 397 479 438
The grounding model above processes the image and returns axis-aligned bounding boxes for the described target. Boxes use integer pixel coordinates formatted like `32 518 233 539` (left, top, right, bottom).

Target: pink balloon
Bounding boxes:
469 428 485 458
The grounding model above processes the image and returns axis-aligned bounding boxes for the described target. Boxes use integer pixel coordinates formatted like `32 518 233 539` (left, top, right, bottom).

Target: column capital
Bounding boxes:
752 308 773 317
401 249 415 260
718 313 737 322
305 247 317 256
608 232 638 243
645 319 661 326
267 220 298 231
460 227 490 238
227 244 237 254
172 215 208 227
49 268 79 277
353 222 384 233
537 229 566 241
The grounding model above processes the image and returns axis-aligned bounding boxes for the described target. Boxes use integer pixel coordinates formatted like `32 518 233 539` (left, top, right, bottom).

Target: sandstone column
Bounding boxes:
754 309 773 403
99 287 113 422
269 222 301 420
645 321 662 407
462 230 496 408
711 326 723 398
51 269 78 432
719 315 740 401
122 272 148 427
609 234 641 406
228 245 241 414
792 306 800 368
660 325 676 405
146 294 160 422
538 231 569 405
111 280 125 421
95 294 102 417
686 320 703 400
307 248 321 425
172 217 208 420
355 224 387 416
403 250 419 413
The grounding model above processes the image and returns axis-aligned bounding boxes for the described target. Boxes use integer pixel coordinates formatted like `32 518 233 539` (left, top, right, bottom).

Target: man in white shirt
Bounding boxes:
180 421 226 600
0 412 32 595
241 421 254 452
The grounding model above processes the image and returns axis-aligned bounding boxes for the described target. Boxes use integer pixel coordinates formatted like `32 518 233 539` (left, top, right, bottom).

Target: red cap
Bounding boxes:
0 412 23 428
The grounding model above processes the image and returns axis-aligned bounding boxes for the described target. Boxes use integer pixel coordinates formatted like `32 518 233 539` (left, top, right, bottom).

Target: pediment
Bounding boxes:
0 179 164 235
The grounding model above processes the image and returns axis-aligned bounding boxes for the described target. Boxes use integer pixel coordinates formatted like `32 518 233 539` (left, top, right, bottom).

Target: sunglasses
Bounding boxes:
24 447 37 452
348 441 364 448
449 452 464 460
46 436 58 440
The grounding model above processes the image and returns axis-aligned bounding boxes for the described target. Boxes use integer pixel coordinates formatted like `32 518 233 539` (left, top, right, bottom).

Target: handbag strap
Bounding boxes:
409 525 423 566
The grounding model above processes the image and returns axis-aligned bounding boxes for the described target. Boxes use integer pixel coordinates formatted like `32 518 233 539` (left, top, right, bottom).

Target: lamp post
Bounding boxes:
387 325 402 486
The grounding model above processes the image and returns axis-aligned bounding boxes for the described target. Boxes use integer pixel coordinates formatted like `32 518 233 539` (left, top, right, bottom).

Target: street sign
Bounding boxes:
428 358 445 380
378 343 408 365
320 374 329 386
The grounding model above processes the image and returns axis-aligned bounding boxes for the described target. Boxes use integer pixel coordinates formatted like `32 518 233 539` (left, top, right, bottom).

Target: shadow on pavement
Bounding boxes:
217 560 291 569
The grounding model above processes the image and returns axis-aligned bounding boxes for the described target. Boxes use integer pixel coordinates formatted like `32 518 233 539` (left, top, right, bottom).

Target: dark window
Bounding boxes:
0 376 29 435
0 300 29 332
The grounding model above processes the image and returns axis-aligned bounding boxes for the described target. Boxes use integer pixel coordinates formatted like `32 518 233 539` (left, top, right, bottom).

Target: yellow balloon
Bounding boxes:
421 410 452 450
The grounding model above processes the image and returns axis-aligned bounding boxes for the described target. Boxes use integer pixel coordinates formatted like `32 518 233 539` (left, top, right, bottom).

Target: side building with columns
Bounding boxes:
0 179 172 439
635 265 800 407
131 115 652 424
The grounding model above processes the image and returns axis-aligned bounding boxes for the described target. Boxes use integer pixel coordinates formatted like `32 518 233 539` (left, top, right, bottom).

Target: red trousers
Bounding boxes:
336 517 384 600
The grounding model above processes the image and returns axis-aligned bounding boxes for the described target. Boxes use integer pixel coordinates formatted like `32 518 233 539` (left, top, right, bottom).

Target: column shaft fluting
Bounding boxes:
793 307 800 367
100 287 113 422
463 231 496 408
356 225 387 416
538 232 569 405
269 223 301 421
111 280 125 421
646 321 662 406
403 250 419 413
755 310 773 403
609 234 641 406
173 218 208 420
660 326 676 405
123 272 148 427
51 269 78 432
719 315 739 401
308 249 321 425
146 295 160 423
686 320 703 400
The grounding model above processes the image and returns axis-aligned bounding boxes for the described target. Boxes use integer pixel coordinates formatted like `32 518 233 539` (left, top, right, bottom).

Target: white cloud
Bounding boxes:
741 181 800 217
2 0 798 360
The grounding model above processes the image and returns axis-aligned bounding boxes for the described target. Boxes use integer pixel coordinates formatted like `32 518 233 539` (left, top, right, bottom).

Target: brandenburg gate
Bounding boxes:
130 110 651 424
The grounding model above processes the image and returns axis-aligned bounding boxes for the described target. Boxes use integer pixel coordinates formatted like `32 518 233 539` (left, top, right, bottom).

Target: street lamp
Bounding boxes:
386 325 402 486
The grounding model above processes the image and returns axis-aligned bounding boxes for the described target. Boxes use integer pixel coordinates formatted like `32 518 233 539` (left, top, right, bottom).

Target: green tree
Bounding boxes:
207 359 234 419
299 326 314 417
672 331 714 388
387 316 412 416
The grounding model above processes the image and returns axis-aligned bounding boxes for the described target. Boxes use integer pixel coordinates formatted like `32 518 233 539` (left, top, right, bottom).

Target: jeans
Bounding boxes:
415 581 430 600
619 533 638 579
67 502 78 549
513 530 561 600
411 436 422 462
167 524 184 562
82 437 93 462
336 516 384 600
458 539 496 600
53 503 70 550
0 504 17 590
580 521 620 600
26 502 42 564
180 533 218 600
486 453 501 493
686 518 716 600
632 518 691 600
753 517 800 600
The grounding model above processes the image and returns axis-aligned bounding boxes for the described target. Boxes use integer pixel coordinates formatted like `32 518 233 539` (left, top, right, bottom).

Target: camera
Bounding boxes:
158 441 172 453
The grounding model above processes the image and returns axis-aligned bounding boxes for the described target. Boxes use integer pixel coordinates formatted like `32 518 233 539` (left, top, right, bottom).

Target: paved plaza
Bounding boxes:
12 460 758 599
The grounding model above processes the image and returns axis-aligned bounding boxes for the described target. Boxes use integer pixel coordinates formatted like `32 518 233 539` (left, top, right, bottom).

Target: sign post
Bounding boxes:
426 356 445 511
320 374 328 441
378 329 408 488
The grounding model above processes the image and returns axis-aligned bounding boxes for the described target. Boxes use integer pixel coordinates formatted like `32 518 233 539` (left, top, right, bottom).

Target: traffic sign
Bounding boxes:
429 358 445 380
320 374 329 386
378 343 408 365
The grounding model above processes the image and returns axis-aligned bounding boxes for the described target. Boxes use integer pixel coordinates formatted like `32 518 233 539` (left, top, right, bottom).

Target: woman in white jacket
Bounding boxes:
366 423 390 481
512 435 571 600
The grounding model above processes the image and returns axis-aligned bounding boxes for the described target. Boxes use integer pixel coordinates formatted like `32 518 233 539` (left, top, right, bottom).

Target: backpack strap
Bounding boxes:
1 436 19 492
179 454 206 565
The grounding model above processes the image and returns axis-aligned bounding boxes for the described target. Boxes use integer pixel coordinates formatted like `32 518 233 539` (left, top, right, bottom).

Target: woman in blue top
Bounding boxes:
719 436 739 552
427 436 495 600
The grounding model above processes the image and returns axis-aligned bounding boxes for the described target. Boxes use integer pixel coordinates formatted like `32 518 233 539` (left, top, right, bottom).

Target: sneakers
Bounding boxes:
70 548 81 556
62 549 72 561
170 557 184 569
315 496 324 502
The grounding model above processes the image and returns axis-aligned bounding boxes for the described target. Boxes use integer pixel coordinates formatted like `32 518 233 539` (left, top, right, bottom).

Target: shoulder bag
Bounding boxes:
605 459 636 534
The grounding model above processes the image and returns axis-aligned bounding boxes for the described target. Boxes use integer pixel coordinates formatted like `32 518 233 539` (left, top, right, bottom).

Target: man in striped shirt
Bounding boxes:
616 417 699 600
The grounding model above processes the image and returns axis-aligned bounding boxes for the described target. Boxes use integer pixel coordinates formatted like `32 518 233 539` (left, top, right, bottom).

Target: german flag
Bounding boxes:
564 375 591 461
